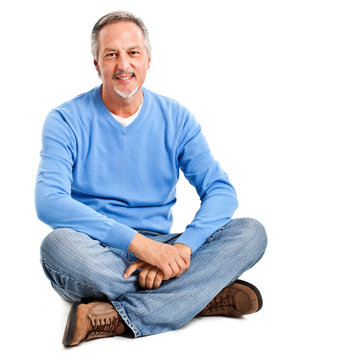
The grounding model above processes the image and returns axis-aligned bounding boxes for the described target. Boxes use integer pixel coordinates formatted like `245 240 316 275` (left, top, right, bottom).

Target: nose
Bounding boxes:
116 53 131 72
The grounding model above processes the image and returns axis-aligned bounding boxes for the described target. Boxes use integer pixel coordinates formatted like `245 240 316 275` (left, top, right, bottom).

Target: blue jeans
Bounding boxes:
40 218 267 337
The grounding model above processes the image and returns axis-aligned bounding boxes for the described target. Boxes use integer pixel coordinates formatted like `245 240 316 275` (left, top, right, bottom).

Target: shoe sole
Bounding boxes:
62 302 80 346
234 279 263 312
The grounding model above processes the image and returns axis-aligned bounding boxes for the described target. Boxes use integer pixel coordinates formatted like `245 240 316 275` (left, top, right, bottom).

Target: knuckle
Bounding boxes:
156 273 163 281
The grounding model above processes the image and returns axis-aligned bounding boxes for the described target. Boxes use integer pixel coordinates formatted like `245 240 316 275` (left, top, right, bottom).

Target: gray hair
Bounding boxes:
91 11 152 61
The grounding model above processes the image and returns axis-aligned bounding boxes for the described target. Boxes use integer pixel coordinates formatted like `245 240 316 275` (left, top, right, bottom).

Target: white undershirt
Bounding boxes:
111 101 143 127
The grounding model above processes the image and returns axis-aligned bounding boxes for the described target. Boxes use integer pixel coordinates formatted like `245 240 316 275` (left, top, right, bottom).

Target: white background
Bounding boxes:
1 0 359 358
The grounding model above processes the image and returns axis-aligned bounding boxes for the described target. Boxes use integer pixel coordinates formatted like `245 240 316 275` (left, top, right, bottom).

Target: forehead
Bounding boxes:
97 21 145 49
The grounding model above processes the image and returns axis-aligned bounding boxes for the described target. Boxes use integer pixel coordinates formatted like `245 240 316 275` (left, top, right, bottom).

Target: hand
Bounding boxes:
127 233 190 280
173 243 191 276
123 245 190 288
123 260 164 289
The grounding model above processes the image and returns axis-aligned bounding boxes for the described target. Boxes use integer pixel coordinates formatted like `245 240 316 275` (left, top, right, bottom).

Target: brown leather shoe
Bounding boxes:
62 301 125 346
196 280 263 317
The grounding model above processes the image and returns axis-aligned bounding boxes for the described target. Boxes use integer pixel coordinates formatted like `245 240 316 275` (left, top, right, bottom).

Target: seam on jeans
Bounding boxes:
207 225 225 242
41 261 104 294
53 229 129 277
111 301 142 338
52 284 75 302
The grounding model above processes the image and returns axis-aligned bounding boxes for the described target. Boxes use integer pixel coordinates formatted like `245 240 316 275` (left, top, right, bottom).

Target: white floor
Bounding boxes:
4 235 359 360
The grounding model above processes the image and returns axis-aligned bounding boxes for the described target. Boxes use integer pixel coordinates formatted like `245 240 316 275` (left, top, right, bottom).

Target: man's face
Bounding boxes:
94 21 151 99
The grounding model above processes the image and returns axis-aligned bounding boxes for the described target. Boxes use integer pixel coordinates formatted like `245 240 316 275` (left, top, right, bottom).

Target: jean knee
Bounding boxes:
40 228 78 266
230 218 267 259
245 217 268 259
41 228 67 255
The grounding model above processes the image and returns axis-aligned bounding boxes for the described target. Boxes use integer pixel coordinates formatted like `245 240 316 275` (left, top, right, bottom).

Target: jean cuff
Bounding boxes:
111 300 142 338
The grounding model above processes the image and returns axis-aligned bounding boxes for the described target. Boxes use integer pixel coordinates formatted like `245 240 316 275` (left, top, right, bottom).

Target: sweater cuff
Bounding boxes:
102 221 137 250
174 227 209 254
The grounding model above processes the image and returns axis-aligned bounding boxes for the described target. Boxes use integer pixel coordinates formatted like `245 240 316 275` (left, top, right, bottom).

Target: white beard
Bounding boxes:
114 86 139 99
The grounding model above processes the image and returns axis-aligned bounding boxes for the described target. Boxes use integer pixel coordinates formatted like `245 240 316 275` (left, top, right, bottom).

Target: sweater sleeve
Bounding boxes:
174 113 238 253
35 110 137 250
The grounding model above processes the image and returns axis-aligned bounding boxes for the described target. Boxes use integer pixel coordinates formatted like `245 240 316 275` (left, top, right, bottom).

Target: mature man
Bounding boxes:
35 11 267 346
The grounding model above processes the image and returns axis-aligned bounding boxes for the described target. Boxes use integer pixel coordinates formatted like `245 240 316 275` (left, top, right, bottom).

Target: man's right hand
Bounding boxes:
123 260 164 289
126 233 190 280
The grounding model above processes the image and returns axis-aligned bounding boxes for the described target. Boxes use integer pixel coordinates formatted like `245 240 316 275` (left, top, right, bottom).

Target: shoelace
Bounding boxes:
205 294 231 311
89 316 121 336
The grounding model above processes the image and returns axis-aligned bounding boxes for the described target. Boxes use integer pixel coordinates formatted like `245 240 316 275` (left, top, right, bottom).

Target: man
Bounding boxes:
35 11 267 346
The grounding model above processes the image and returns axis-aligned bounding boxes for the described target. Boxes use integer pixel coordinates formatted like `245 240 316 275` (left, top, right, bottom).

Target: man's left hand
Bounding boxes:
123 243 192 289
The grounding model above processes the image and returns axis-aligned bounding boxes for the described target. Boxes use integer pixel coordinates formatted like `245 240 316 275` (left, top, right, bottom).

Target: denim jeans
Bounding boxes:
40 218 267 337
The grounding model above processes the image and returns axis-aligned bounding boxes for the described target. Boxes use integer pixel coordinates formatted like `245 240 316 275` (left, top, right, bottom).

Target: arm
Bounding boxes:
35 110 136 250
124 114 237 286
173 114 238 253
36 109 192 279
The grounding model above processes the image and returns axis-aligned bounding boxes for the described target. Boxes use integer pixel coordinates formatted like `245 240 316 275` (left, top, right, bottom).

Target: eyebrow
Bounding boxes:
103 45 142 53
103 48 118 53
128 46 142 51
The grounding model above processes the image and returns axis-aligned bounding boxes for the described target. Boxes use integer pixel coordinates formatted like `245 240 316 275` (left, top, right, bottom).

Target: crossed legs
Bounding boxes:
40 218 267 338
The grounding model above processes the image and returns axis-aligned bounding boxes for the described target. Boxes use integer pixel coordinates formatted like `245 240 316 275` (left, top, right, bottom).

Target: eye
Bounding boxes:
129 51 140 56
105 52 117 58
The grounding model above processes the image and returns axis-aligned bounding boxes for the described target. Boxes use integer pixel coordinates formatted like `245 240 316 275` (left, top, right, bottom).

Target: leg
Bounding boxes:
40 228 140 303
40 227 183 338
112 218 267 337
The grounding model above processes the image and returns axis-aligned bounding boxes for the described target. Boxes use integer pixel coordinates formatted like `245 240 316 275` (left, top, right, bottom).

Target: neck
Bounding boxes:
100 85 143 118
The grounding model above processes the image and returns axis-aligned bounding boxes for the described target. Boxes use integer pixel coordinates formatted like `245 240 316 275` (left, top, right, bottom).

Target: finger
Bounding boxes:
174 255 191 277
178 251 191 270
178 249 190 263
173 252 190 276
169 260 181 277
139 265 152 288
123 260 145 278
153 271 164 289
177 256 188 274
161 264 173 281
145 267 161 289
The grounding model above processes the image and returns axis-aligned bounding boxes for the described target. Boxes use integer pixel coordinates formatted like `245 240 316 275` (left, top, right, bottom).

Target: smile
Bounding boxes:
113 72 135 81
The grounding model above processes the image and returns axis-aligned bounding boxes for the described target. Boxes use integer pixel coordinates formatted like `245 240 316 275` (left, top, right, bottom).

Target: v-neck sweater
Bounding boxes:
111 100 143 127
35 86 238 253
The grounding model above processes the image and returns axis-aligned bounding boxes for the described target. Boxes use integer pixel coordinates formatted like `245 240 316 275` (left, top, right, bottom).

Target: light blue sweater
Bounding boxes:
35 86 238 253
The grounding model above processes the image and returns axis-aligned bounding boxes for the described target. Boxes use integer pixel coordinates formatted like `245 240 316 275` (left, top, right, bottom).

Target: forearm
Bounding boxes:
35 184 136 250
36 113 137 250
177 114 238 253
174 185 238 253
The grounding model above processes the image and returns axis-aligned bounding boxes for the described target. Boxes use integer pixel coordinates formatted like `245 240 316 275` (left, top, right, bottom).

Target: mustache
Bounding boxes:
113 71 135 79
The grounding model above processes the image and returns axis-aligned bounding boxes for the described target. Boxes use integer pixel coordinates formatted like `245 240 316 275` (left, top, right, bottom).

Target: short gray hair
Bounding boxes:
91 11 152 61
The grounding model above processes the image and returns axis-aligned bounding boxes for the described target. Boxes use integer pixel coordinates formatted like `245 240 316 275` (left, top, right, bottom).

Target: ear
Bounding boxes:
93 59 101 75
147 56 151 70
